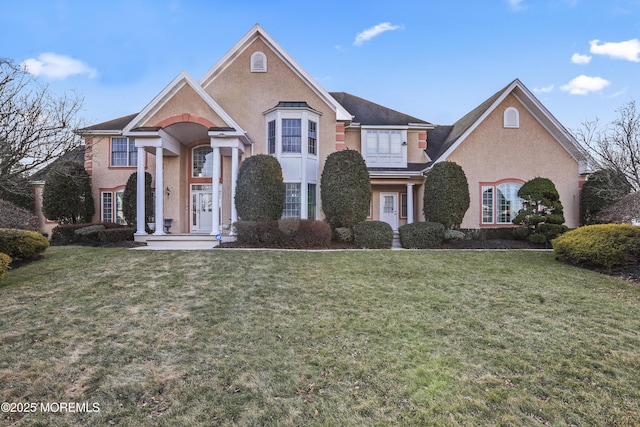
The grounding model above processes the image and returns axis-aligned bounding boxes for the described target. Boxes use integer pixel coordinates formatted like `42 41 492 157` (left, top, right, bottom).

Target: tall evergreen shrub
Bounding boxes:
235 155 285 221
122 172 154 226
513 177 567 242
42 160 95 224
423 161 470 230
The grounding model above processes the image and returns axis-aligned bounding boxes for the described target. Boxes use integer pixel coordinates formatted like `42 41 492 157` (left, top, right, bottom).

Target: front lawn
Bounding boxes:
1 247 639 426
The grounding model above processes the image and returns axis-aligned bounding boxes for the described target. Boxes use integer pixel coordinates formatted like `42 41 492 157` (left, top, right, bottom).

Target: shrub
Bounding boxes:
553 224 640 269
51 222 124 245
334 227 354 243
321 150 371 230
423 161 470 230
235 155 285 222
0 174 34 210
444 229 465 241
513 177 566 243
0 229 49 261
0 253 11 281
234 220 331 248
0 199 39 231
580 169 632 225
399 222 445 249
122 172 154 227
42 160 95 224
353 220 393 249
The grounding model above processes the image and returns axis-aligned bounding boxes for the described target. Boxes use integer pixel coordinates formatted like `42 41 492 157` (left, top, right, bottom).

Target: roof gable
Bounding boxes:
199 24 352 122
428 79 588 170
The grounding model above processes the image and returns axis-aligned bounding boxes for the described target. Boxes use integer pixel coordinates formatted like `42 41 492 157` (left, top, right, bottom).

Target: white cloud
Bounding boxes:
534 84 554 93
353 22 402 46
21 53 97 80
571 53 592 64
560 75 611 95
507 0 527 11
589 39 640 62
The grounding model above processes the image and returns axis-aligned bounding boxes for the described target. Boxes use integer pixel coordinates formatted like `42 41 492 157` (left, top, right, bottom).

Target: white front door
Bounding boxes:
380 192 398 230
191 184 213 233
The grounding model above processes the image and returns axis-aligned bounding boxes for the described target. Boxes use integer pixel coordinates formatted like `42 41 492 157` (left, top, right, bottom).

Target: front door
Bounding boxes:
380 192 398 230
191 184 213 233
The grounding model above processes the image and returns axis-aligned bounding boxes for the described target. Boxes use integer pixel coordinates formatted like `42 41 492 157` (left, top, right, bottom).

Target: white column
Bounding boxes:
135 147 146 235
153 147 164 235
407 183 414 224
210 146 221 235
230 147 239 232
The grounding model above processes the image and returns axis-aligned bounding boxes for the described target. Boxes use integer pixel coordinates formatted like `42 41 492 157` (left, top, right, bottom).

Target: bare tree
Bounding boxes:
0 59 85 202
575 101 640 191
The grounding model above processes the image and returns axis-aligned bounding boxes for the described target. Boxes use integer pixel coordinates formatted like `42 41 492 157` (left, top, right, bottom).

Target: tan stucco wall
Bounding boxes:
446 94 581 228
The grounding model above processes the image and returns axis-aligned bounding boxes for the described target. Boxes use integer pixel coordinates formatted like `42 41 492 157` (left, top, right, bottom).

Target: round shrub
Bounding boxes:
0 253 11 281
423 161 470 230
353 220 393 249
0 228 50 261
399 222 445 249
0 199 39 231
553 224 640 269
321 149 371 230
235 155 285 221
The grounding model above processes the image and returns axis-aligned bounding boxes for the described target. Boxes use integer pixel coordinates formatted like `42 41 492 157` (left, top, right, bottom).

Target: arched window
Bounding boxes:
481 181 523 224
503 107 520 128
192 146 213 177
251 51 267 72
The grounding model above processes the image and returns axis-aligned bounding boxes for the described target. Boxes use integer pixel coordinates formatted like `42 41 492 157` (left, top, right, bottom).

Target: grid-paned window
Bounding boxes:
307 183 316 220
308 120 317 155
283 183 301 218
111 137 137 166
282 119 302 153
401 193 408 218
268 120 276 154
102 193 113 223
482 182 523 224
193 146 213 177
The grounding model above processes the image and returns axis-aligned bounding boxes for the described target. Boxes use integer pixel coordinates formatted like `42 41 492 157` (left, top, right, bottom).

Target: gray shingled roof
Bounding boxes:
330 92 431 126
79 113 138 132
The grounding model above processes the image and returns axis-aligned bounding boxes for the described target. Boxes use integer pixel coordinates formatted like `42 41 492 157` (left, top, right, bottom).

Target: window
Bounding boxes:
283 183 301 218
363 129 406 167
307 183 316 220
251 51 267 72
193 146 213 177
308 120 317 155
101 189 126 224
482 181 523 224
282 119 302 153
267 120 276 155
401 193 408 218
111 137 137 167
504 107 520 128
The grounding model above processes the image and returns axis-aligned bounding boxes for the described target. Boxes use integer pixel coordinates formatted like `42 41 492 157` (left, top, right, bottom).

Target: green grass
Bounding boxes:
1 246 639 426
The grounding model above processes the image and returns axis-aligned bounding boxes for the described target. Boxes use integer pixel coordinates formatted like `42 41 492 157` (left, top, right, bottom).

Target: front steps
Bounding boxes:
134 233 235 250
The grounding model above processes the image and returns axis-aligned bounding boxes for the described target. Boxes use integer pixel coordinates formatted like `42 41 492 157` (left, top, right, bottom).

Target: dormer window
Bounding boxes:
251 51 267 72
504 107 520 128
362 129 407 167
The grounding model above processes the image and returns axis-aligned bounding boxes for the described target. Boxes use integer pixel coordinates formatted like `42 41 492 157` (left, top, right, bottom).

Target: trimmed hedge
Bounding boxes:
553 224 640 269
0 199 39 231
0 253 11 281
235 155 285 222
353 220 393 249
0 229 49 261
234 219 331 248
51 223 126 245
399 222 445 249
423 161 470 230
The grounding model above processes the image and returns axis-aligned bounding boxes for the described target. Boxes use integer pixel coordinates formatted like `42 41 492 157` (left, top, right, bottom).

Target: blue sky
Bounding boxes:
2 0 639 133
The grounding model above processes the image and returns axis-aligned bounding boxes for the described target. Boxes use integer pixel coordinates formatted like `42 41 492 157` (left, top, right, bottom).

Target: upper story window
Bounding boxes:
251 51 267 72
363 129 407 167
193 146 213 177
504 107 520 128
111 137 137 167
264 102 320 157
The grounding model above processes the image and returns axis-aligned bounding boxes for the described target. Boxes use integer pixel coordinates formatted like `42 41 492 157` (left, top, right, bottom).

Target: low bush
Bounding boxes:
460 227 530 241
0 200 39 231
234 220 331 248
334 227 354 243
553 224 640 269
444 229 465 241
0 229 50 261
51 222 124 245
353 220 393 249
0 253 11 280
399 222 445 249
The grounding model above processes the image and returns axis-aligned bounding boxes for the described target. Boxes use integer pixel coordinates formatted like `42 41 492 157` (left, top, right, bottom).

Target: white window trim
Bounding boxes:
481 182 523 225
361 128 408 168
504 107 520 128
251 51 267 72
110 137 137 167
